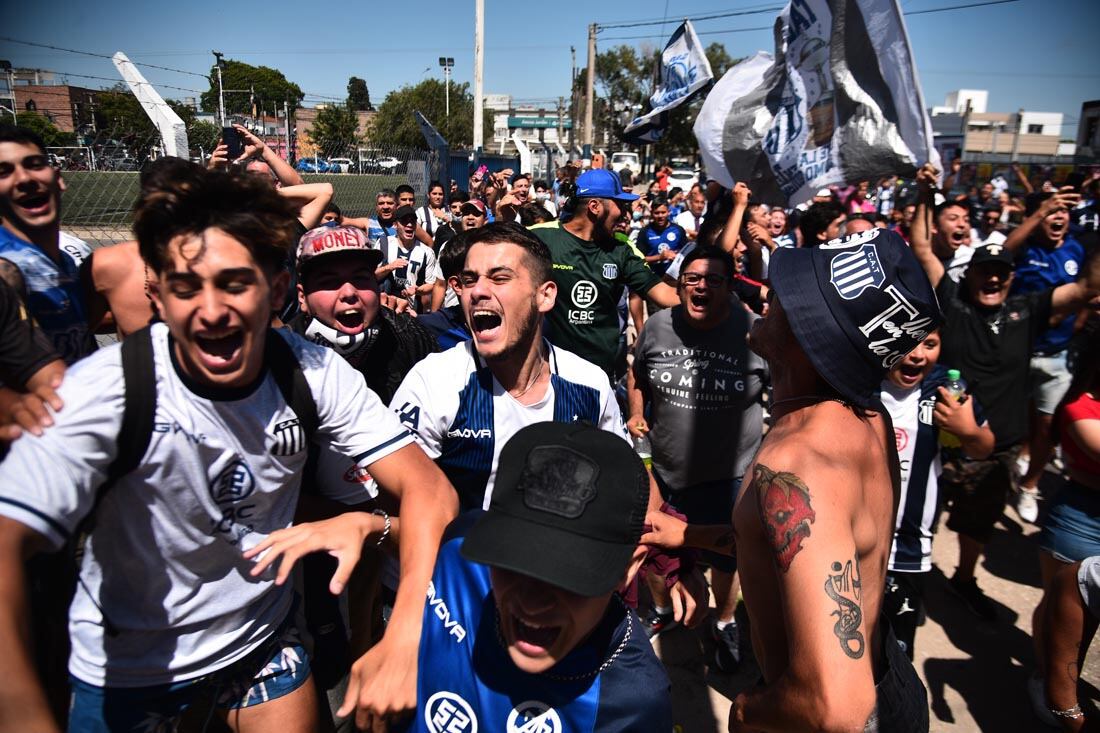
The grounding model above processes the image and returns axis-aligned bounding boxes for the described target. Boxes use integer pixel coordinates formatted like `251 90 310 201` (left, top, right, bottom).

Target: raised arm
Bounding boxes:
730 460 876 732
718 183 751 255
1004 186 1080 254
236 124 303 186
1051 247 1100 317
910 165 945 288
279 182 334 230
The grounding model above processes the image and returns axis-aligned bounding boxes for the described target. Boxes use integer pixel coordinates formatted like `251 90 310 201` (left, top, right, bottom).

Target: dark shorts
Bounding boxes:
1039 480 1100 563
67 622 311 733
864 621 930 733
655 471 739 573
943 445 1020 544
883 572 928 661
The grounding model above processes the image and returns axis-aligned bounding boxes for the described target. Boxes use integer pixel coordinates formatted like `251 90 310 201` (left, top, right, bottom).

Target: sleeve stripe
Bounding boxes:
0 496 71 541
352 429 415 464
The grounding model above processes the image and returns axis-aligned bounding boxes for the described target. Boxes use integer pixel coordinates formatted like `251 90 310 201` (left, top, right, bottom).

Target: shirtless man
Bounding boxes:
731 228 939 732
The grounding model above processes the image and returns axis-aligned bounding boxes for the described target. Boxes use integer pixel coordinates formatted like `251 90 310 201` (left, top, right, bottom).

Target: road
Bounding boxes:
654 472 1099 732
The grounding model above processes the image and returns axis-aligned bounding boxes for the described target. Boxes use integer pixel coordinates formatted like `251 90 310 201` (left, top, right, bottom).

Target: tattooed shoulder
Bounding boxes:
753 463 816 573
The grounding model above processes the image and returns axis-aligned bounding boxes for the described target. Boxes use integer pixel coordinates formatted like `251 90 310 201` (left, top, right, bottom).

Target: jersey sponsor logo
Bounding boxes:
211 459 255 504
507 701 562 733
894 427 909 452
396 402 421 431
568 280 598 325
446 427 492 439
602 263 618 279
552 263 574 270
426 580 467 643
271 417 305 456
343 464 373 484
857 285 934 368
153 421 205 445
425 691 477 733
829 243 885 300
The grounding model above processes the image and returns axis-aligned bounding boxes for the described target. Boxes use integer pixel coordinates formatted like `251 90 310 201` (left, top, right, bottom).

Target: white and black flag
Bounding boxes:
622 20 714 145
693 0 940 205
271 417 305 457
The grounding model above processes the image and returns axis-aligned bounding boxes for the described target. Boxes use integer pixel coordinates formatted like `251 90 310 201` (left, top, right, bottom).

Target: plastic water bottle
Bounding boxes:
633 433 653 470
938 369 966 448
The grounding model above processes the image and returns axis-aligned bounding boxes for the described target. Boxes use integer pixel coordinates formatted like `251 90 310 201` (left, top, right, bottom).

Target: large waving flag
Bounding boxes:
694 0 939 205
623 20 714 144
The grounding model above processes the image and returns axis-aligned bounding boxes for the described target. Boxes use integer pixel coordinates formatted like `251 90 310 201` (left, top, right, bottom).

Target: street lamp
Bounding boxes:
0 61 15 122
438 57 454 118
212 51 226 126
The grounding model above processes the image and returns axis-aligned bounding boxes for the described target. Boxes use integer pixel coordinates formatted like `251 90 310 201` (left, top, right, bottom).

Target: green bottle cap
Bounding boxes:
947 369 961 381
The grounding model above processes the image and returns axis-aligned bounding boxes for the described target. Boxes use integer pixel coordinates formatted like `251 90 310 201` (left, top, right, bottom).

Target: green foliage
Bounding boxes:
188 120 223 153
92 85 201 157
347 77 373 111
369 79 474 149
310 104 362 158
200 59 304 116
14 112 75 147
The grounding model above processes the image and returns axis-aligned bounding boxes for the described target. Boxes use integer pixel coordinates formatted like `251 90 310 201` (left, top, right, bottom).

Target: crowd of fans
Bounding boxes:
0 117 1098 732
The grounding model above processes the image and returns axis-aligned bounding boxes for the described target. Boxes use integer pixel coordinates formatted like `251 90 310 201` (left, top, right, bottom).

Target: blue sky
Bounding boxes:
1 0 1097 138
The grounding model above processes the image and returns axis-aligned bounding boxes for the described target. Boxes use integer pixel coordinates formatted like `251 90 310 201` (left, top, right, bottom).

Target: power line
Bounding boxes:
0 37 210 78
597 5 781 31
600 0 1023 40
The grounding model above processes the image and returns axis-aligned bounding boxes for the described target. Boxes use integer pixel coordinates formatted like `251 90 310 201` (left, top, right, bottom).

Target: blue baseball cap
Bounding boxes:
575 169 639 202
768 228 943 409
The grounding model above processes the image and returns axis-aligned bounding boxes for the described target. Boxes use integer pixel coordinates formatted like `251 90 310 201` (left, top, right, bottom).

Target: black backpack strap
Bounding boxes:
265 328 319 444
102 325 157 491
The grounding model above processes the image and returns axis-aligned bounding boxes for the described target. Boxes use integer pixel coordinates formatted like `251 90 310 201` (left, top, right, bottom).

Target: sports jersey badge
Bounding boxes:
425 691 478 733
830 243 885 300
271 417 306 456
602 263 618 279
507 701 562 733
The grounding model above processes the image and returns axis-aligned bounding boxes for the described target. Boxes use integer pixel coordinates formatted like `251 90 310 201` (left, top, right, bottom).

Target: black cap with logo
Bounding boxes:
461 422 648 597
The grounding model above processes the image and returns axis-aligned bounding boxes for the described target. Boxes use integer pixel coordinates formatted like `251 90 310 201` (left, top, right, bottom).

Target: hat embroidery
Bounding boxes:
986 244 1003 256
830 243 885 300
518 446 599 519
858 285 935 368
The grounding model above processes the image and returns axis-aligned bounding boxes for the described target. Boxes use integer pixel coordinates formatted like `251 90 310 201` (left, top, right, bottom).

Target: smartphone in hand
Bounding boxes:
223 127 244 161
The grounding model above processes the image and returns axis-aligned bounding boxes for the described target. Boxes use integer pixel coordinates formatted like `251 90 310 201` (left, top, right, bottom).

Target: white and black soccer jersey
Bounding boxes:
882 365 987 573
391 340 628 512
0 323 414 687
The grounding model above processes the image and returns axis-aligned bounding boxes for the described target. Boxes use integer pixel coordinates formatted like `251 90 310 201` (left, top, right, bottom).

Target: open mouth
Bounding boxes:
334 308 365 332
512 614 561 654
689 292 710 309
896 363 923 384
14 193 50 215
194 330 244 366
1049 221 1067 235
950 230 970 246
471 309 502 335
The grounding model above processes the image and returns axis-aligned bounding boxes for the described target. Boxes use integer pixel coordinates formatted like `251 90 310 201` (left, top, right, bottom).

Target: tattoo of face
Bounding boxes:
825 558 864 659
753 464 816 572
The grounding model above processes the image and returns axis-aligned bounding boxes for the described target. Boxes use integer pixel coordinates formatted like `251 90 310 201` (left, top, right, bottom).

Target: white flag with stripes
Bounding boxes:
693 0 940 205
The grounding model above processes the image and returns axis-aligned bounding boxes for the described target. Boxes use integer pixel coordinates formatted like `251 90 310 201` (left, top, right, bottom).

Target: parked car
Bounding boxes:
667 167 699 191
610 151 640 174
295 157 335 173
328 157 353 173
102 155 142 172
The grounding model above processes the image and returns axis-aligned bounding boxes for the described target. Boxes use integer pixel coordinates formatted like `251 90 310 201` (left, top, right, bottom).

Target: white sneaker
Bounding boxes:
1017 488 1040 523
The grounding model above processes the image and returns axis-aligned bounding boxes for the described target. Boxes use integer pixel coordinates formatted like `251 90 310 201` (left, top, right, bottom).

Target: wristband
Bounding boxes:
371 509 391 547
1049 704 1083 720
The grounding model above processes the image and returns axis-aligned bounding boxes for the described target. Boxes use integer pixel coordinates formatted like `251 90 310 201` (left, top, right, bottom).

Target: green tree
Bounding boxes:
347 77 373 111
188 119 223 153
200 59 304 116
309 104 362 158
369 79 473 149
15 112 75 147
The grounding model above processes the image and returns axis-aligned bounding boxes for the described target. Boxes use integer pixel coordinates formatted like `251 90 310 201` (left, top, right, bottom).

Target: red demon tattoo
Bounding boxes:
754 463 816 573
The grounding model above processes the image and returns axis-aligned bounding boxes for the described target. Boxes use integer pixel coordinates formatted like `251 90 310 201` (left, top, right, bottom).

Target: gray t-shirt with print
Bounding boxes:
633 302 766 488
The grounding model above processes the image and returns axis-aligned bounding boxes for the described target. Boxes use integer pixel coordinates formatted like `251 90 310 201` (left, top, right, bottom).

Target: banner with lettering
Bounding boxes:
693 0 939 205
623 20 714 144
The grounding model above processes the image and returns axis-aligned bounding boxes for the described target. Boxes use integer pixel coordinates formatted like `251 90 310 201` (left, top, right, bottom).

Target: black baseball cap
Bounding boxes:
393 204 417 221
461 422 649 597
768 228 943 409
967 242 1015 269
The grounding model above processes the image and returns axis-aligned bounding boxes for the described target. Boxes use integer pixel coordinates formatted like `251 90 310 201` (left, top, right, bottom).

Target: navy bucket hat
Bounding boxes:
768 228 943 409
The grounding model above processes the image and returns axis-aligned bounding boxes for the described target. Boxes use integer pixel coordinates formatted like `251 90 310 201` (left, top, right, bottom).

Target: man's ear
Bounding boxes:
536 279 557 314
269 268 290 312
296 280 308 313
619 543 650 591
147 277 165 321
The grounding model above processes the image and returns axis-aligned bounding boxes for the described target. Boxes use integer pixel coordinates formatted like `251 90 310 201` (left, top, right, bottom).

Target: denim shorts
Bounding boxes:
1030 351 1073 415
654 471 740 572
863 621 929 733
1038 480 1100 563
68 622 311 733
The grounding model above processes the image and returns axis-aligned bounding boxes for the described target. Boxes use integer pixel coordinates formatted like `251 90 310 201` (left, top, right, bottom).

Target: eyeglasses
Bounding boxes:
681 273 728 287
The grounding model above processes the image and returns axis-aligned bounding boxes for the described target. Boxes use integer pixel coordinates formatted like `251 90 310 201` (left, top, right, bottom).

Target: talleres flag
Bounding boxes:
623 20 714 144
694 0 940 205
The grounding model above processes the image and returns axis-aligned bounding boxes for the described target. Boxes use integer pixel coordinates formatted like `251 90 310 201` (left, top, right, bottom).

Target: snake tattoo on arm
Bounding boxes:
825 557 865 659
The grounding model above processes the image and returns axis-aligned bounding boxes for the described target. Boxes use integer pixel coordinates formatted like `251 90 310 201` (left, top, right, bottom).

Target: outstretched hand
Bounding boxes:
243 512 377 594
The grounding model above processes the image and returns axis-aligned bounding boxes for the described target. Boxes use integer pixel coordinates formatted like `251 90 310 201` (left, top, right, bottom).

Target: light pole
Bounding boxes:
212 51 226 127
438 57 454 118
0 61 16 122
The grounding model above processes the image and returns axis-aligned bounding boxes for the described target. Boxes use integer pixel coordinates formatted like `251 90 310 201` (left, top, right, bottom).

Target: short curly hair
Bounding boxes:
133 163 299 276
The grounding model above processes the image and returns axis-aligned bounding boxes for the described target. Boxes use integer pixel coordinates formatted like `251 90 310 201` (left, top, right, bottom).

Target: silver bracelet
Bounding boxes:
1049 704 1083 720
371 509 391 547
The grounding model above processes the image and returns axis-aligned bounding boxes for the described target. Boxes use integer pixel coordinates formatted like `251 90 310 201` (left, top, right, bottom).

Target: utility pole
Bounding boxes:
439 57 454 118
212 51 226 127
473 0 484 153
283 99 291 162
557 96 564 145
1010 107 1024 162
584 23 596 159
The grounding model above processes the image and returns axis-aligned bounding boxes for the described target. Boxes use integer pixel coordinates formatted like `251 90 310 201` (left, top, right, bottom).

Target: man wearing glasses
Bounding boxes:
626 244 766 672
